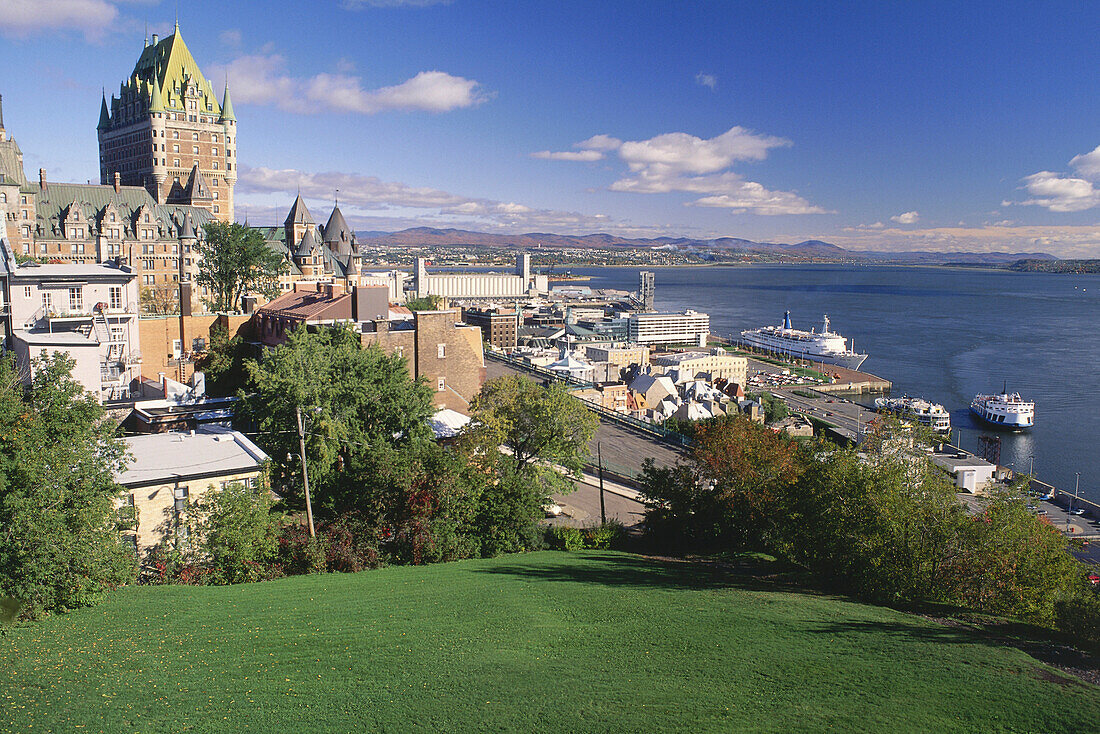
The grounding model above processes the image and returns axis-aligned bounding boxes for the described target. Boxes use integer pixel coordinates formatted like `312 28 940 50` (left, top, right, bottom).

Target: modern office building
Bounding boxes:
627 310 710 347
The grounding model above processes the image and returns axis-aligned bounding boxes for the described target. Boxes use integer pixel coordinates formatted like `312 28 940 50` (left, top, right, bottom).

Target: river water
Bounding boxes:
564 264 1100 504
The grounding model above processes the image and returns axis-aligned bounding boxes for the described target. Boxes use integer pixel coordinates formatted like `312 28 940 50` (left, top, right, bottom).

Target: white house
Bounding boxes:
1 238 141 401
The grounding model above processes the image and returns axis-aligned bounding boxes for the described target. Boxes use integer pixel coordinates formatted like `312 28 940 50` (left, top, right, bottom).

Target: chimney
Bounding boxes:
39 168 46 190
113 172 121 193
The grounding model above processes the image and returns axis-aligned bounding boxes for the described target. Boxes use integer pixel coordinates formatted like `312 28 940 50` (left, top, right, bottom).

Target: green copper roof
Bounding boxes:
149 77 164 113
129 26 220 116
219 84 235 122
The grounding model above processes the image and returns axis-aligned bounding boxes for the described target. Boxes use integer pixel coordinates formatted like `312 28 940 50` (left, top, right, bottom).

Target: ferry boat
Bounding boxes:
740 312 868 371
874 396 951 433
970 384 1034 430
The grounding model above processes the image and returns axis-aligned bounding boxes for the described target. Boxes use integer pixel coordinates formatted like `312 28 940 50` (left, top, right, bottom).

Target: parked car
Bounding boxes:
1069 508 1086 516
1087 573 1100 586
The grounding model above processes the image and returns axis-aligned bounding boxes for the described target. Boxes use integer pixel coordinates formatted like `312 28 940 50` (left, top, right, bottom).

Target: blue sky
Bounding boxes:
2 0 1099 255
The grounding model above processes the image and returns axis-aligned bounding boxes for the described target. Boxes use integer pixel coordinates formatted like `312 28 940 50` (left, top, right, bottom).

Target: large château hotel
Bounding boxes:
97 22 237 223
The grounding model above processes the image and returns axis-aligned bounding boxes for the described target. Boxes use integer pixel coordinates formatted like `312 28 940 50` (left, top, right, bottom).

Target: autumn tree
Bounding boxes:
196 222 285 312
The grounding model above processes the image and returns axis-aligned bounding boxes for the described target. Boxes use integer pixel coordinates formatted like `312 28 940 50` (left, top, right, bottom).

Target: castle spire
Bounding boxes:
149 77 164 113
98 91 111 130
219 83 235 122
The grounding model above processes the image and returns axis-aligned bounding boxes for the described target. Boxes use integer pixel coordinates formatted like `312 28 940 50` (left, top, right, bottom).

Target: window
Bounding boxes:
0 192 5 203
38 243 47 254
110 326 125 342
109 212 116 222
212 147 218 156
173 144 179 153
68 287 83 312
173 131 179 139
172 339 182 359
213 205 219 213
173 159 180 167
23 286 32 299
192 132 199 141
437 343 446 358
212 178 219 186
192 146 199 154
142 274 154 285
71 243 85 254
212 161 218 170
437 376 446 392
109 286 122 310
192 337 206 351
42 292 51 312
21 195 27 205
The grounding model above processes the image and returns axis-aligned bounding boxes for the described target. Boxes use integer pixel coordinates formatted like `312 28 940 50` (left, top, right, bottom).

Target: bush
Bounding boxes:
545 525 585 552
1054 592 1100 646
582 521 627 550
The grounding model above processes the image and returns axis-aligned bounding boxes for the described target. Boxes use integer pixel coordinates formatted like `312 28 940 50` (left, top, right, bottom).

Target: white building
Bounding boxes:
652 349 747 386
413 253 549 300
628 310 710 347
1 238 141 401
930 452 997 494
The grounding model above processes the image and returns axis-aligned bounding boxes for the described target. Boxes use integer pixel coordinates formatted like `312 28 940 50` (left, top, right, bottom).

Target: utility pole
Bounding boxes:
597 441 606 525
295 404 316 537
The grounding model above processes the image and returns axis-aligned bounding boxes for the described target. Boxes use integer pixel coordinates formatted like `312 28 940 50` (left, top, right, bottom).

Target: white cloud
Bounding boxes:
1010 144 1100 212
209 55 489 115
832 223 1100 258
0 0 118 41
533 126 827 216
236 165 670 235
531 150 605 162
1016 171 1100 213
1069 144 1100 179
890 211 919 224
219 29 242 47
695 72 717 90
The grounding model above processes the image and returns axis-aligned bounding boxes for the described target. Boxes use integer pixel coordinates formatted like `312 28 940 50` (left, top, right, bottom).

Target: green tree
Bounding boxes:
197 222 285 312
188 480 281 584
405 295 444 312
240 324 436 513
458 376 599 555
0 353 137 618
193 324 250 397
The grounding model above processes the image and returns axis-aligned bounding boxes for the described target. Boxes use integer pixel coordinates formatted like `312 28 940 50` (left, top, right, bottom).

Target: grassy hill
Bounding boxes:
2 552 1097 732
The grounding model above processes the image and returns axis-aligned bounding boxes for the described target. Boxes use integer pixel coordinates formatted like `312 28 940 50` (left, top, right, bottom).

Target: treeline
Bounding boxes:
639 415 1100 641
1010 259 1100 273
0 328 600 620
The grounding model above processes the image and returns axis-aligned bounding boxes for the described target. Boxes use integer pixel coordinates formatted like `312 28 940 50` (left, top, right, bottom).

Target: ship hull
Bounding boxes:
740 336 868 371
969 406 1033 430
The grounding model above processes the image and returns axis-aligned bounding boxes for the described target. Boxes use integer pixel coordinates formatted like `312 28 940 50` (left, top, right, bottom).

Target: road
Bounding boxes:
770 387 878 442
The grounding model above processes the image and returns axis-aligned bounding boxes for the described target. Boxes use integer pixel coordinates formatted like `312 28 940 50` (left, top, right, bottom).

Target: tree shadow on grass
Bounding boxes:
473 551 795 593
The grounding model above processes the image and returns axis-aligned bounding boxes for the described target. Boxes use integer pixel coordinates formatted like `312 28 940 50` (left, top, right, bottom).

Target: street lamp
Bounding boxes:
292 405 322 538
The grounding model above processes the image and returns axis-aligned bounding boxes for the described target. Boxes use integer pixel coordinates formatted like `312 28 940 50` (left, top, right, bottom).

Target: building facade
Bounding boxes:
462 306 519 349
413 253 548 300
652 350 747 386
98 23 237 222
627 310 710 347
1 239 142 401
115 426 269 551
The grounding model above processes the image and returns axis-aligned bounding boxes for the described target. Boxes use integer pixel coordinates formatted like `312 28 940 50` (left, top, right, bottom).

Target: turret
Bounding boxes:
219 83 235 123
97 93 111 130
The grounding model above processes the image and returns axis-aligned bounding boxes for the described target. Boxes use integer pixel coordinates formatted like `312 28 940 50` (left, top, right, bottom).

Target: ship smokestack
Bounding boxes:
783 311 792 329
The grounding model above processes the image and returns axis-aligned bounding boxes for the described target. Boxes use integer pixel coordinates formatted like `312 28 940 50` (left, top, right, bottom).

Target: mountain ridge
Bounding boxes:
356 227 1057 263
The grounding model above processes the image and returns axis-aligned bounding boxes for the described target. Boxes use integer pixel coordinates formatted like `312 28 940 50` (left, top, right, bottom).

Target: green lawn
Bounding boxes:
2 551 1097 733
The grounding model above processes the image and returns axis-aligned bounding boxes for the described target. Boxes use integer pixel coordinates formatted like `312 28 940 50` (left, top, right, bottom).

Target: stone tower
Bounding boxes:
97 23 236 222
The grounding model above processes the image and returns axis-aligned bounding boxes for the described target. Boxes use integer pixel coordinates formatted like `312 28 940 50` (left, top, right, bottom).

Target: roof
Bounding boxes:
285 194 314 227
115 426 268 488
322 205 354 253
5 259 134 282
0 135 28 188
295 227 320 257
428 409 471 439
255 287 352 322
33 181 214 240
219 84 235 122
12 329 98 347
125 24 220 117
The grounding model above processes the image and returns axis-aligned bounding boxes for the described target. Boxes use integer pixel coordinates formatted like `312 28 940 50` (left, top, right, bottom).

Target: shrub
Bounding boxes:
1054 592 1100 646
582 521 627 550
546 525 585 552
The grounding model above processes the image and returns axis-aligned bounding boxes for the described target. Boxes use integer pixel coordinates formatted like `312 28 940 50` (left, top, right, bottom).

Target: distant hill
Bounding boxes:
356 227 1056 264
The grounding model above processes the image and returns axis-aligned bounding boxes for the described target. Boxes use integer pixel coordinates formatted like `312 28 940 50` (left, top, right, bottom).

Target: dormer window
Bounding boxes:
109 212 116 222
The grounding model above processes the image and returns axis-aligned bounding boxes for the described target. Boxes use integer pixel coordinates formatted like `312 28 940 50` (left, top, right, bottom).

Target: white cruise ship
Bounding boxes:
740 312 868 371
874 396 951 433
970 387 1034 430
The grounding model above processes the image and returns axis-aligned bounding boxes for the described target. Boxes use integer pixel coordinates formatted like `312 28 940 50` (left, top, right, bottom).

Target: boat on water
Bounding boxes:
740 312 868 371
874 396 951 433
970 384 1034 430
